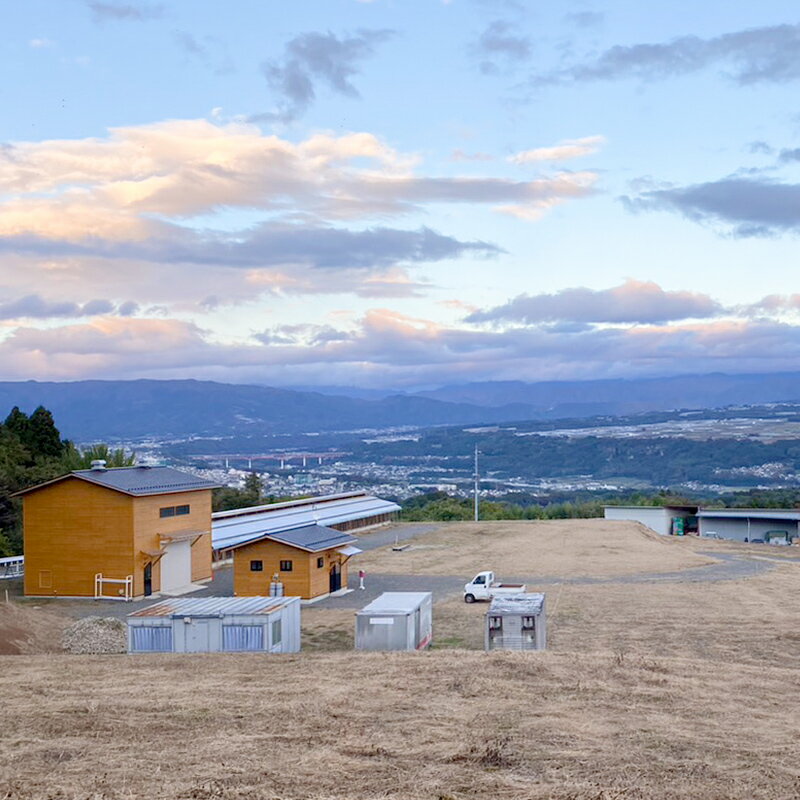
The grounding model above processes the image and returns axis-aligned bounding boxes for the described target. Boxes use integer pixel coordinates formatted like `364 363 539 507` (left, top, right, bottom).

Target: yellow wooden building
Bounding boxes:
227 525 361 600
18 463 219 599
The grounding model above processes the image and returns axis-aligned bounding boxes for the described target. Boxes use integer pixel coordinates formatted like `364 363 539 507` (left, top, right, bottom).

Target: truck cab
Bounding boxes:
464 571 527 603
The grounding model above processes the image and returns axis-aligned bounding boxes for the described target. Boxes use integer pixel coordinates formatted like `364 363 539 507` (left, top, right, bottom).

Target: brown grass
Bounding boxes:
1 648 798 799
358 519 714 578
3 521 800 799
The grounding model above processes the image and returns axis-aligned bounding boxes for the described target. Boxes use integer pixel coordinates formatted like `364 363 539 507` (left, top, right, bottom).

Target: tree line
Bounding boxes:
0 406 134 556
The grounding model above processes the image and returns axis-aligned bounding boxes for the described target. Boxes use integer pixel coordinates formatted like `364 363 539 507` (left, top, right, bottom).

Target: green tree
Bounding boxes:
62 442 136 470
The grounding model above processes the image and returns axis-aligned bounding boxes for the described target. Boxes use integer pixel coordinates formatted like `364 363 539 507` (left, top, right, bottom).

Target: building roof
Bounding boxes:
697 508 800 521
604 505 698 512
358 592 431 615
128 595 296 617
212 492 400 550
16 465 219 498
488 593 545 615
265 524 358 553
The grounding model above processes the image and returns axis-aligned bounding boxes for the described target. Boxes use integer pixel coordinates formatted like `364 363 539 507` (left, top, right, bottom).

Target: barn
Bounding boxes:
211 492 399 600
17 463 218 599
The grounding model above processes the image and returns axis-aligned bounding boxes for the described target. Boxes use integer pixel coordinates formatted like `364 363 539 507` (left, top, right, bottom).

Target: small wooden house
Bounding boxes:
18 463 219 599
224 523 361 600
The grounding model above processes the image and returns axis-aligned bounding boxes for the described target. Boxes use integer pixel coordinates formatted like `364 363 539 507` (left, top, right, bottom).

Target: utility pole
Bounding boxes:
473 444 480 522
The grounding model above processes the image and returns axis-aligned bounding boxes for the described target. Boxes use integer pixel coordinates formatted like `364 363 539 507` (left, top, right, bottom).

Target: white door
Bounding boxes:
160 539 192 593
184 619 212 652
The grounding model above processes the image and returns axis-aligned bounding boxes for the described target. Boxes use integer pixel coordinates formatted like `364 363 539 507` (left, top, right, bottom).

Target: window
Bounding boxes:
131 626 172 652
522 616 536 631
223 625 264 652
250 560 263 572
279 560 293 572
488 616 503 630
271 618 282 646
317 557 324 568
160 504 191 518
474 574 486 585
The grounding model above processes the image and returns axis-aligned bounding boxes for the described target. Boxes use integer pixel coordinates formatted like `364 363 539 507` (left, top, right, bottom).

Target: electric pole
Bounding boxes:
473 444 480 522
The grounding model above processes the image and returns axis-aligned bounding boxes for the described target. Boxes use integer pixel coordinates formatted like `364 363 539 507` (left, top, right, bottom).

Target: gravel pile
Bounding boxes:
62 616 127 654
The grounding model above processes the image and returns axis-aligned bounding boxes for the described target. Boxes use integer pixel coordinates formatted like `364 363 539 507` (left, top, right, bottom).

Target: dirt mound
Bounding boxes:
0 602 68 654
62 616 127 654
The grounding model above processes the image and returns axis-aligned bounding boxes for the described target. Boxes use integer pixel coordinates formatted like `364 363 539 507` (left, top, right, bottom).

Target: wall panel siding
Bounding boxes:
132 490 213 594
23 479 134 597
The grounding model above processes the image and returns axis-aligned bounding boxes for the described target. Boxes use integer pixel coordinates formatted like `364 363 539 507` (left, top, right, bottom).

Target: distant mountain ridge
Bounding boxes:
0 372 798 441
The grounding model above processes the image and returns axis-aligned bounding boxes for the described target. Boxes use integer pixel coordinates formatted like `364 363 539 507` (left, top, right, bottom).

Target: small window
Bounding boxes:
250 560 263 572
488 616 503 630
175 504 190 516
271 618 282 646
474 574 486 585
159 506 176 518
317 557 324 568
279 560 293 572
522 616 536 630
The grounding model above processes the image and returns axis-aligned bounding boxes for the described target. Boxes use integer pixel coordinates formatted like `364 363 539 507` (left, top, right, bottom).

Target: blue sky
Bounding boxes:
1 0 799 388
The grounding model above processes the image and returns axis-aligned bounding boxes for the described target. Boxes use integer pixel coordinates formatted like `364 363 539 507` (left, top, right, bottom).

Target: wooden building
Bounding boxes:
18 463 218 599
228 524 361 600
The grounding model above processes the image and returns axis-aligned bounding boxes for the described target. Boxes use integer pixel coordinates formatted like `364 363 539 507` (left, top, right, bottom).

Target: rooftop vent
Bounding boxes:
90 459 107 471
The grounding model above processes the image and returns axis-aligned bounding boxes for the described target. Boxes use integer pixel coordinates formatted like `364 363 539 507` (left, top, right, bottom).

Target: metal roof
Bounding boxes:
266 524 357 552
128 596 296 617
17 465 219 498
357 592 431 615
488 593 545 615
213 491 371 519
212 493 400 550
698 509 800 521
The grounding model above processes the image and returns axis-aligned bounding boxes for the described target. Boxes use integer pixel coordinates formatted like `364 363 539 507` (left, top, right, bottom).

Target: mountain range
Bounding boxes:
1 371 799 441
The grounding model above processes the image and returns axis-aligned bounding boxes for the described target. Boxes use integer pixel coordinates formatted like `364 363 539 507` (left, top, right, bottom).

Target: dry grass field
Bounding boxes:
356 519 715 578
2 520 800 799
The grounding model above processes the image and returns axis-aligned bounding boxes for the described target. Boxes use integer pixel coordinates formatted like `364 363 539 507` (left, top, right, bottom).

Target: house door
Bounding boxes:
329 563 341 593
143 562 152 596
184 619 212 652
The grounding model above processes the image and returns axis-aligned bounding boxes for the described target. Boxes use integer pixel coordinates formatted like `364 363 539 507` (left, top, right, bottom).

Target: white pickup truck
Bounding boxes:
463 571 527 603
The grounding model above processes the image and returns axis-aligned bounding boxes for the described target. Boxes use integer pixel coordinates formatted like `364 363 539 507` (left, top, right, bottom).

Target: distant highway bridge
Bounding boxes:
196 452 349 469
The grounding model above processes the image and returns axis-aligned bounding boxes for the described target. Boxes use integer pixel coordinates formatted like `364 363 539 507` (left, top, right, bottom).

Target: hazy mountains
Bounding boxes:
1 371 799 441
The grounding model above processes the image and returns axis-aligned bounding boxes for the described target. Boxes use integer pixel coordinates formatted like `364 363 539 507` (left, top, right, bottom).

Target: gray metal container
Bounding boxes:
127 596 301 654
355 592 432 651
485 593 546 651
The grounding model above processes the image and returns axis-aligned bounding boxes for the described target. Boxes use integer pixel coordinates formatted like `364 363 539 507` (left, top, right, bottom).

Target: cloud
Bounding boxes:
467 280 724 325
4 310 800 387
471 20 531 75
624 177 800 237
87 1 163 22
173 31 234 75
564 12 604 29
258 29 395 120
29 38 55 48
0 294 127 321
450 149 494 162
534 23 800 86
509 135 605 164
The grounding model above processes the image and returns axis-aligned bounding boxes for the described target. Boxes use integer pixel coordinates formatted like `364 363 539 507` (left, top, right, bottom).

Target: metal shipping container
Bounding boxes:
355 592 432 651
127 596 301 654
485 593 546 651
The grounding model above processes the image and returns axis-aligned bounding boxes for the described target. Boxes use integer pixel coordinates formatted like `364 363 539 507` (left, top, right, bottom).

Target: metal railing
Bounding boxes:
94 573 134 601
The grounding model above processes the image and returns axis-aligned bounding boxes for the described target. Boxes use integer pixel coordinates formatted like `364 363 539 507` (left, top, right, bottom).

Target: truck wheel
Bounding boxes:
464 594 476 604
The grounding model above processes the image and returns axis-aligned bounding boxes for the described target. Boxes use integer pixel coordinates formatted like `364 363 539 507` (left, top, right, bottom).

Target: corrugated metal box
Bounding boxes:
485 593 546 651
126 596 301 654
355 592 432 651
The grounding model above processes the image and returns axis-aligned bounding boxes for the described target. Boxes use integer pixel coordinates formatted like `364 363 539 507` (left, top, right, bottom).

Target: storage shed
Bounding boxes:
355 592 432 651
604 505 699 536
127 596 300 654
698 508 800 542
485 593 546 651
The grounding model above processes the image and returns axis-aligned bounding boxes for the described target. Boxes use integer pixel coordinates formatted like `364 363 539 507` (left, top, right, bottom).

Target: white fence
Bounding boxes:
0 555 23 579
94 573 134 601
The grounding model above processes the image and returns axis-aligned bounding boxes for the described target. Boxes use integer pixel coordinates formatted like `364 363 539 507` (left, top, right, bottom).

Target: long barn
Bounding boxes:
212 492 400 600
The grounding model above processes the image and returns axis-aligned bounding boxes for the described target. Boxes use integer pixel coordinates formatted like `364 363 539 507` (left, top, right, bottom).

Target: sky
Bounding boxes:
2 0 800 390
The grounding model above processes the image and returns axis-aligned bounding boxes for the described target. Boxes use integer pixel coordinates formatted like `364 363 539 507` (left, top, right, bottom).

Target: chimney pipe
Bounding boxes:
90 459 107 471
